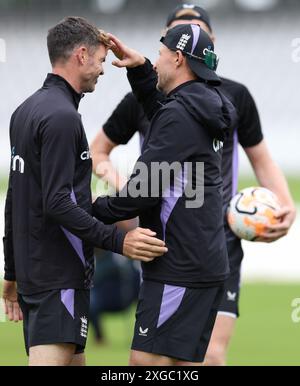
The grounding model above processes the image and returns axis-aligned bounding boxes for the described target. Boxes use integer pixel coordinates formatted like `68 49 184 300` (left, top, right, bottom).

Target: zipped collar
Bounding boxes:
155 80 201 109
43 73 83 110
167 80 201 98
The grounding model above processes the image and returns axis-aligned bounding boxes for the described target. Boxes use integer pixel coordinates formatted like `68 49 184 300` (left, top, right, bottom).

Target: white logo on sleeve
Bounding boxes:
80 316 88 338
213 139 224 153
139 327 149 337
176 34 191 50
81 150 92 161
227 292 237 302
12 155 25 174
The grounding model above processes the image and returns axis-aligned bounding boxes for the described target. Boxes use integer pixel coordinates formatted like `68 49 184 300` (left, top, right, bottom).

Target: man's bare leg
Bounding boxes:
204 314 237 366
130 350 203 366
69 353 86 367
175 361 203 366
29 344 76 366
129 350 175 366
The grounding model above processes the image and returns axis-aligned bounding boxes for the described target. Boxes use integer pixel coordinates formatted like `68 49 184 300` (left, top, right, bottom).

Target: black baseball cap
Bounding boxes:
160 24 220 84
166 4 212 32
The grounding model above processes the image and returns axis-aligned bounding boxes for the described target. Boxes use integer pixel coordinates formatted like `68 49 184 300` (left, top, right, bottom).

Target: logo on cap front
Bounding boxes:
176 34 191 51
183 4 195 10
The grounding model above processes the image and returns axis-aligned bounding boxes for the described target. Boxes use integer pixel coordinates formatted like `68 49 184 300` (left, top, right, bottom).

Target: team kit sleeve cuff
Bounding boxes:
240 135 264 149
114 228 127 256
127 58 153 78
4 272 16 282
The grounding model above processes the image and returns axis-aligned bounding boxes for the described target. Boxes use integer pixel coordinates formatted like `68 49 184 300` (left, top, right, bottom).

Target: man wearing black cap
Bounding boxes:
91 4 296 366
92 25 237 365
165 4 296 366
166 3 213 35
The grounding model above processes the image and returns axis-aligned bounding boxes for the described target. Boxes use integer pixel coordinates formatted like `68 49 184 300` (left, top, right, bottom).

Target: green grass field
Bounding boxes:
1 283 300 366
0 176 8 194
237 175 300 204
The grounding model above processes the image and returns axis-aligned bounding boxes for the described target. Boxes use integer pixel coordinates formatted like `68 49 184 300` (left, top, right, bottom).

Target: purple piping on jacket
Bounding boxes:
160 165 188 240
61 189 86 267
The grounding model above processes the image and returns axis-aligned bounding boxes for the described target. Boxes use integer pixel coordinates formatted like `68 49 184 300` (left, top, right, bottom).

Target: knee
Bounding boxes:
29 344 76 366
129 351 173 366
129 351 148 366
69 353 86 367
204 344 227 366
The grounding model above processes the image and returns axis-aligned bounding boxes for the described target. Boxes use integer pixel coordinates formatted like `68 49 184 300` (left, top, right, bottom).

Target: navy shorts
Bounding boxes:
18 289 90 356
218 226 244 318
131 280 224 363
218 268 241 318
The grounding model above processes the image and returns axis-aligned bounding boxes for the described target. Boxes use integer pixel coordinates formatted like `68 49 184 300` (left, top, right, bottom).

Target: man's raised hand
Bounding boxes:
107 33 146 68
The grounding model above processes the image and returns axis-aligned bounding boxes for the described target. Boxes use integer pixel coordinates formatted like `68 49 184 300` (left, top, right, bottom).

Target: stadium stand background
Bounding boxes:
0 0 299 175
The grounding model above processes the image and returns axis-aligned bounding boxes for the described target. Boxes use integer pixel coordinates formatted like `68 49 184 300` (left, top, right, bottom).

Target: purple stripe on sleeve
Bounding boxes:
139 133 145 151
61 289 75 319
160 166 188 240
61 228 86 267
157 285 186 328
160 188 178 242
70 189 77 204
61 189 86 267
191 24 201 54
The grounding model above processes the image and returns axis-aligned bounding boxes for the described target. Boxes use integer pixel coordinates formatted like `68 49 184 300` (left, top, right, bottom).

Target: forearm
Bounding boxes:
109 34 165 119
127 59 165 120
93 196 140 224
3 234 15 281
3 239 16 282
255 162 295 208
45 194 126 254
92 152 127 192
93 192 159 225
93 160 160 224
245 141 295 209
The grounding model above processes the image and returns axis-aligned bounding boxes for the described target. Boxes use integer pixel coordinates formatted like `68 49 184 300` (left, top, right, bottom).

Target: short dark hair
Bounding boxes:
47 16 109 66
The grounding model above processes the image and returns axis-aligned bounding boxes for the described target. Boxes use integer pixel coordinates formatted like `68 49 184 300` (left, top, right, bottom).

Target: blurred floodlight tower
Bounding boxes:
0 38 6 63
94 0 127 14
235 0 279 11
185 0 222 10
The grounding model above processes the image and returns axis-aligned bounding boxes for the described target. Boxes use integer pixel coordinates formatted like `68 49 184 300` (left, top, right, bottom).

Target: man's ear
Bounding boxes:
175 50 185 67
75 46 88 65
